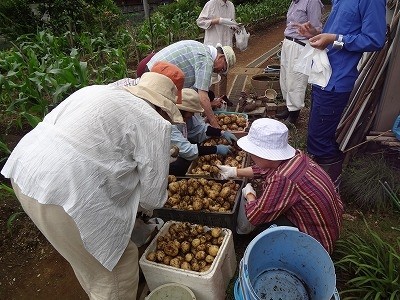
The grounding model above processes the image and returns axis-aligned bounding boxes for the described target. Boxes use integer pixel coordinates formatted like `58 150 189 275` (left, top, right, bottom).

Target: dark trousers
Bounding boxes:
307 87 351 159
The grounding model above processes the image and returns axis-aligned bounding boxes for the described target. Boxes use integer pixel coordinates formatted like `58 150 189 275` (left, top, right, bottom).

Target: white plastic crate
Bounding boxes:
139 221 237 300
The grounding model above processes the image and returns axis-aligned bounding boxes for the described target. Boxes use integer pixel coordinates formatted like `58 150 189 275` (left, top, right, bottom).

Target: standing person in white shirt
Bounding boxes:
1 62 185 300
197 0 237 97
276 0 323 124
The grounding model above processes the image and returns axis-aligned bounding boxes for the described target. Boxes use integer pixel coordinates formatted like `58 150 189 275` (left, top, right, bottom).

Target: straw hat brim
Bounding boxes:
124 73 184 124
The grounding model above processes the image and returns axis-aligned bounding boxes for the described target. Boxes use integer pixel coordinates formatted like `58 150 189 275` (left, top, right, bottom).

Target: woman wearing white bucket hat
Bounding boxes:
218 118 344 254
170 88 237 175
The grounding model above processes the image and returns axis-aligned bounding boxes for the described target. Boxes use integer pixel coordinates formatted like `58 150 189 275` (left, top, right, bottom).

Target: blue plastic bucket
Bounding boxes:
392 115 400 141
234 226 337 300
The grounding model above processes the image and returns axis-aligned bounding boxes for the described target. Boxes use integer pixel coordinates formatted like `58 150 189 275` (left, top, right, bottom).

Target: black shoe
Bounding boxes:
276 107 289 119
286 110 300 124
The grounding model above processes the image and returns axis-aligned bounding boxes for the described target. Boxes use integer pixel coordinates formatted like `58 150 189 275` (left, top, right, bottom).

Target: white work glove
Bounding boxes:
219 18 238 27
242 183 256 200
217 165 237 179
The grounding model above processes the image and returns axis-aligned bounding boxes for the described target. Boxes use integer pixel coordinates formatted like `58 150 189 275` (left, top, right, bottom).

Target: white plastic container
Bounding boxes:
145 283 196 300
139 221 237 300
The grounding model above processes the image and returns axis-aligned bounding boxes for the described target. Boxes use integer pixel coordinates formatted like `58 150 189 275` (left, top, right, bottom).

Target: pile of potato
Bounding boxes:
189 137 246 177
216 113 248 131
166 176 240 212
146 222 224 272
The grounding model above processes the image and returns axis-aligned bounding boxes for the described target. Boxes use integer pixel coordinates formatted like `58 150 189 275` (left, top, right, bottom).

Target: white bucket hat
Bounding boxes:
216 44 236 74
237 118 295 160
176 88 204 113
124 72 184 124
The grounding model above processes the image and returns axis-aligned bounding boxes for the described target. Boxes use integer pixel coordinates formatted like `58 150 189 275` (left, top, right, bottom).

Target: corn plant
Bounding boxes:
0 138 11 164
236 0 291 24
335 218 400 300
0 29 132 131
0 183 25 234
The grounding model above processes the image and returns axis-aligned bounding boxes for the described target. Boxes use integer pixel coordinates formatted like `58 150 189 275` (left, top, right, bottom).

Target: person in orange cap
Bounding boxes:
1 62 185 299
110 61 185 105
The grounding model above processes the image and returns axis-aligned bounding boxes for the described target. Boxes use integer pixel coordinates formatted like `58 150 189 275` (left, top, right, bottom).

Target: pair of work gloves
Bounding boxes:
216 130 237 155
218 165 256 200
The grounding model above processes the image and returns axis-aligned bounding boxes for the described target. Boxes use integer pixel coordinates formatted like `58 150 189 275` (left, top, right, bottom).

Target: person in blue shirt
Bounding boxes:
297 0 386 186
169 88 237 176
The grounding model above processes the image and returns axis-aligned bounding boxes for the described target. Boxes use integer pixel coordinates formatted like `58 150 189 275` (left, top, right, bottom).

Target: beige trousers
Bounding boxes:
12 181 139 300
279 38 309 111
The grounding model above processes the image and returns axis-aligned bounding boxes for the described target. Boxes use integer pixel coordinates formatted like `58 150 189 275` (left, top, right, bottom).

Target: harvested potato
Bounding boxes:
216 113 248 131
165 178 240 213
168 182 180 193
147 222 224 273
187 137 246 177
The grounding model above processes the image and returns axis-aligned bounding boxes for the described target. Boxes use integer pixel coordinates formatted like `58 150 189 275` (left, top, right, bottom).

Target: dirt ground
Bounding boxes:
0 20 288 300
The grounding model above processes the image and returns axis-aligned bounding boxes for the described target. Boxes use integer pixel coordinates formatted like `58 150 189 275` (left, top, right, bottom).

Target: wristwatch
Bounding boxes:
332 34 344 50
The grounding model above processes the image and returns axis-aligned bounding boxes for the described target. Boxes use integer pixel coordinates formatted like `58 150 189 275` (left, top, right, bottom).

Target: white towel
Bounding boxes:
294 44 332 88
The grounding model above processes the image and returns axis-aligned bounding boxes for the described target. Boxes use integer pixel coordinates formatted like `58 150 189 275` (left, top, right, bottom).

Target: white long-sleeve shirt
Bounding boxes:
1 85 171 271
197 0 236 47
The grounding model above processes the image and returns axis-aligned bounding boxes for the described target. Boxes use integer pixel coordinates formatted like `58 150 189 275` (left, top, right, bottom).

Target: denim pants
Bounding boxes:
307 87 351 159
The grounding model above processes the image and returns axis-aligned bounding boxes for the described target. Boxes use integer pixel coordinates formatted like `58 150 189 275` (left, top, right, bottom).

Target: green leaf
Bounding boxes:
7 211 25 234
21 112 42 128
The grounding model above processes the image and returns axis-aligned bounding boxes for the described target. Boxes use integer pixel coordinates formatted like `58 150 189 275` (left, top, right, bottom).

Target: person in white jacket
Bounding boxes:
197 0 238 97
170 88 237 175
1 62 185 299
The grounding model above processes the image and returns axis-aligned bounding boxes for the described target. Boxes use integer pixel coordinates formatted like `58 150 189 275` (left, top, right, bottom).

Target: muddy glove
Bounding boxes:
216 145 233 156
217 165 237 179
137 204 154 218
242 183 256 200
169 145 179 163
219 18 238 27
221 131 238 144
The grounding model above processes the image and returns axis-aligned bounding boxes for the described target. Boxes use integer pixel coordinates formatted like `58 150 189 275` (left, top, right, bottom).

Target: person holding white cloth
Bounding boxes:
197 0 238 97
218 118 343 254
276 0 323 124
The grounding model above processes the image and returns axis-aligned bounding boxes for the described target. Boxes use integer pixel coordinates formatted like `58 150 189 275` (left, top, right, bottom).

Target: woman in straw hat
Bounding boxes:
218 118 343 254
1 62 185 299
170 88 237 176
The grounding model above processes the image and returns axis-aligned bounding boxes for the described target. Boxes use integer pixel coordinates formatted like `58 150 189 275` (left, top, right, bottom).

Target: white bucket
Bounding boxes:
145 283 196 300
